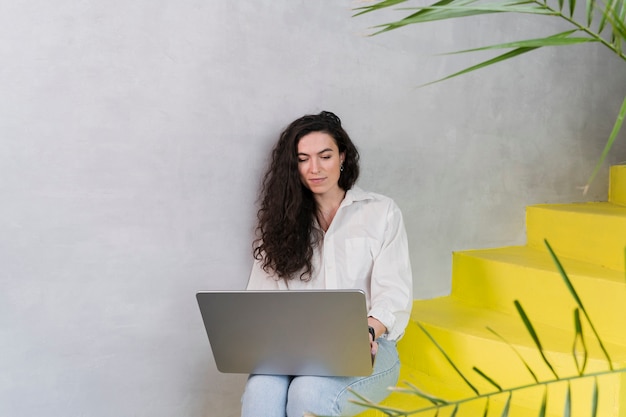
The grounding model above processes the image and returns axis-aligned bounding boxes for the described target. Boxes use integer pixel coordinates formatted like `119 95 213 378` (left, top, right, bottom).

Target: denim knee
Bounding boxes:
241 374 291 417
285 376 335 416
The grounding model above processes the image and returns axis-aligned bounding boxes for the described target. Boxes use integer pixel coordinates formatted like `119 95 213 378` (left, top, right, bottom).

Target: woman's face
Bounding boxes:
297 131 345 197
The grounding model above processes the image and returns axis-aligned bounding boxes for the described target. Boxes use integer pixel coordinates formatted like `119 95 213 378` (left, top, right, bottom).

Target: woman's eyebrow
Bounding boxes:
298 148 334 157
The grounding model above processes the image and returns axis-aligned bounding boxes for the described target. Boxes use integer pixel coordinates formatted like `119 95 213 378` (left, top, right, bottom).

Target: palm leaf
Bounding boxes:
564 382 572 417
538 386 548 417
352 0 412 17
369 2 555 34
514 300 560 379
422 30 594 86
444 32 596 54
572 308 589 375
500 392 512 417
346 388 407 415
389 382 448 405
591 377 599 417
487 326 540 383
569 0 576 17
360 0 474 33
586 0 596 26
599 0 620 33
544 239 615 368
421 46 538 87
474 366 503 391
398 3 556 14
417 322 481 395
601 2 626 47
371 10 500 35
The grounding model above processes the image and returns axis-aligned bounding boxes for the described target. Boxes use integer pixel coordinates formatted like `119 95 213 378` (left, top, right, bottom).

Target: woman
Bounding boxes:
242 111 413 417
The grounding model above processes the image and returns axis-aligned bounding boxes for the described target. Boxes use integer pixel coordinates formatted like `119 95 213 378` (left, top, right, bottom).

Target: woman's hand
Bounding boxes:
369 333 379 357
367 316 386 358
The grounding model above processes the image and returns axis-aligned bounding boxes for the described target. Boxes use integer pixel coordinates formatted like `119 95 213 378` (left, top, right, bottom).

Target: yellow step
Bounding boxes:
450 246 626 345
358 299 626 416
409 298 626 381
526 202 626 271
610 165 626 206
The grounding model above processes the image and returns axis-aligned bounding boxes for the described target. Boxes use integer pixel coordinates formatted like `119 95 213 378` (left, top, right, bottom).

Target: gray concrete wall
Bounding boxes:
1 1 624 416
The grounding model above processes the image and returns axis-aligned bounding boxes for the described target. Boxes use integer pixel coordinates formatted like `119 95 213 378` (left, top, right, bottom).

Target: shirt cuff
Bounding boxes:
368 307 396 338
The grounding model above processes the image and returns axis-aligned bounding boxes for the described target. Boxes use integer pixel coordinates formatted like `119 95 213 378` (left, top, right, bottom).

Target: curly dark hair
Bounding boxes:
253 111 360 281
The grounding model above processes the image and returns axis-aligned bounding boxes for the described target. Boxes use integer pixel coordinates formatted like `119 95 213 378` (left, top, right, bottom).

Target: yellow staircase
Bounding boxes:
358 165 626 417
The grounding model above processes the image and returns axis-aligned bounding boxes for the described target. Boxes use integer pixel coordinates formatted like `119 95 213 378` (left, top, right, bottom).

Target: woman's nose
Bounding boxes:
310 159 320 173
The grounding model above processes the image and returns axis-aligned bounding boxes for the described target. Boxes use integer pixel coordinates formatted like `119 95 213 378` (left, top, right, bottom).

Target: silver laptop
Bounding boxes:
196 290 374 377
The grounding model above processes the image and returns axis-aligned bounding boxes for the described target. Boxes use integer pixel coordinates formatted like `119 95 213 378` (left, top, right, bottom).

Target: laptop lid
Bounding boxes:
196 290 373 377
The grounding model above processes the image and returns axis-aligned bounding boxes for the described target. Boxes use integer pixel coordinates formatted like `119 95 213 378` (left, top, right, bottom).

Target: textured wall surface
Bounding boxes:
1 1 625 416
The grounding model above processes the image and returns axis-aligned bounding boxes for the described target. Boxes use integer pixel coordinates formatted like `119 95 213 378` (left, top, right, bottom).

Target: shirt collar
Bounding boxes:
341 185 373 207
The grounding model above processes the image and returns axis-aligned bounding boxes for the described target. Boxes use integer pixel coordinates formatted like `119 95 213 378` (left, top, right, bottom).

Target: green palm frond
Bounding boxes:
355 0 626 190
513 300 560 380
364 2 556 35
418 29 597 86
474 366 503 392
572 308 589 376
487 326 540 383
591 377 599 417
445 31 596 54
417 322 481 395
544 239 614 368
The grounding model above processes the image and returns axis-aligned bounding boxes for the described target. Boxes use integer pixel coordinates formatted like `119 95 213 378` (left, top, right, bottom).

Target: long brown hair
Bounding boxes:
253 111 360 281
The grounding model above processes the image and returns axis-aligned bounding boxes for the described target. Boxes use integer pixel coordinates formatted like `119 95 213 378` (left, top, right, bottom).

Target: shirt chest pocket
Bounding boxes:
344 237 377 285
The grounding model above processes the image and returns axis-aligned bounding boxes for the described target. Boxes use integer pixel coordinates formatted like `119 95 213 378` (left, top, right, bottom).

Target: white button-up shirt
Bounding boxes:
246 186 413 341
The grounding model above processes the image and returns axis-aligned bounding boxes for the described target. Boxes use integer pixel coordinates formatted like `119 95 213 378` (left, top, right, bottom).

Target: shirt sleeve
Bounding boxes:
246 257 282 290
367 200 413 340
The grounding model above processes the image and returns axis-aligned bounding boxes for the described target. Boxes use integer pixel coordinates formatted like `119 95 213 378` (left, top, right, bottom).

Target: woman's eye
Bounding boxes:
321 155 331 160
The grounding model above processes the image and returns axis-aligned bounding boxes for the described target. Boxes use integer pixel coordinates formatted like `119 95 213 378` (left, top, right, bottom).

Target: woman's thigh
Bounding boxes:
241 374 293 417
287 339 400 417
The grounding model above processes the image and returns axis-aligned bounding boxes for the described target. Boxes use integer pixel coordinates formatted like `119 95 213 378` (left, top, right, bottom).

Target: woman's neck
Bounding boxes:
314 187 346 232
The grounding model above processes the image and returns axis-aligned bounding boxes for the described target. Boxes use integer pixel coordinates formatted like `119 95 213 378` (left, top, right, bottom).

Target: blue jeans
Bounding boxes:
240 338 400 417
